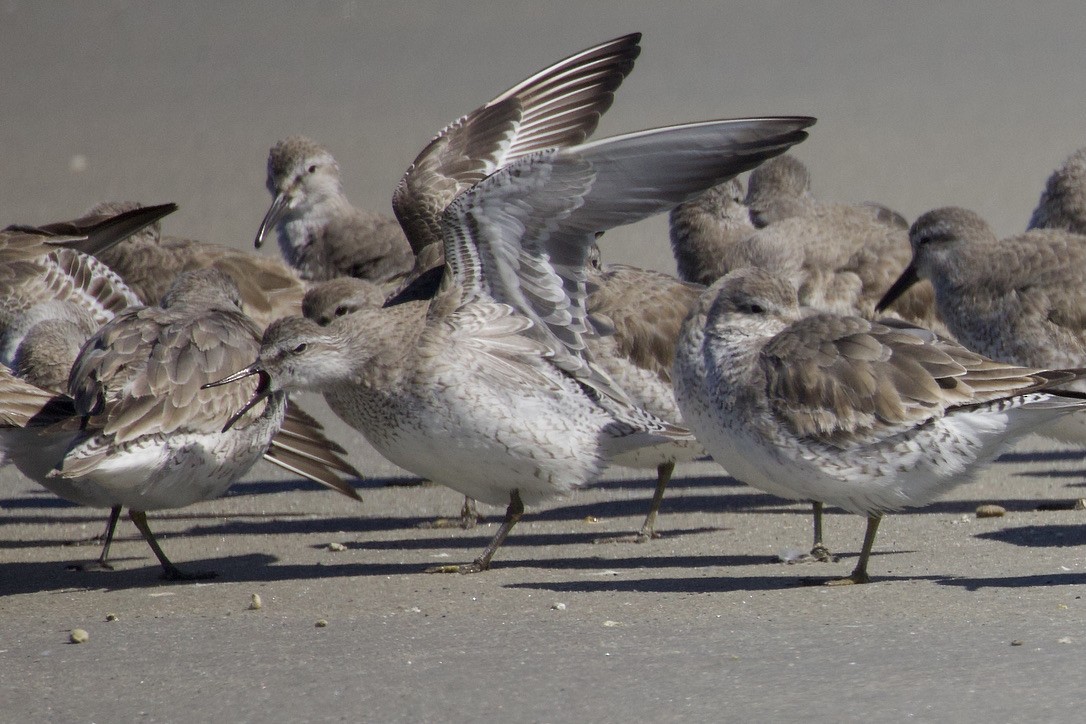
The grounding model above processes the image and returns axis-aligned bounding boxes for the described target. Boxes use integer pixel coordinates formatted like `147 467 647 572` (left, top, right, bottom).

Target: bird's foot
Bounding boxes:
424 560 488 575
780 544 838 564
592 530 661 545
417 514 482 530
67 560 115 572
823 570 870 586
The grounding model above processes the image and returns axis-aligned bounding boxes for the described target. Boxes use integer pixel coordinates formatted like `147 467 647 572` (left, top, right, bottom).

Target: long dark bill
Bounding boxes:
875 262 920 314
255 192 289 248
202 366 273 433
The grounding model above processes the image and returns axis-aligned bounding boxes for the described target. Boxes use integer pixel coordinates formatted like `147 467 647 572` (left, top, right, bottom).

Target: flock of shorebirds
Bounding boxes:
6 33 1086 586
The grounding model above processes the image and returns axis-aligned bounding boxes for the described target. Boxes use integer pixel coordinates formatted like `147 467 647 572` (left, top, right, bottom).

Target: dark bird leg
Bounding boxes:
824 514 881 586
426 490 523 574
594 460 674 544
128 510 217 581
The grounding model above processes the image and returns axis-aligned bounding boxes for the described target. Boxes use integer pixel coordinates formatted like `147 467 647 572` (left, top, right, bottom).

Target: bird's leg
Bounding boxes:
783 501 837 563
417 495 483 529
69 505 122 571
594 460 674 544
459 496 481 529
93 505 123 569
426 490 523 574
808 501 836 561
128 510 217 582
64 504 122 550
824 514 881 586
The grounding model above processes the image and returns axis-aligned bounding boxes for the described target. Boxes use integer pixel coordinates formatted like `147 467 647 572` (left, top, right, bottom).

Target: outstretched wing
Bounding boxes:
441 116 814 397
392 33 641 256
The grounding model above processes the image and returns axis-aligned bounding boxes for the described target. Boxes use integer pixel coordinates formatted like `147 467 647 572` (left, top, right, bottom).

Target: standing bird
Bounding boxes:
1 269 361 580
300 276 484 528
675 267 1086 585
878 206 1086 445
209 114 811 574
206 33 812 577
257 136 415 286
674 156 943 560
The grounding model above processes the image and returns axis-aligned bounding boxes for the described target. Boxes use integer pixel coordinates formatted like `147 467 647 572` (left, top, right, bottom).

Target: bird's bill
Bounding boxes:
876 262 920 313
255 192 290 248
202 365 272 432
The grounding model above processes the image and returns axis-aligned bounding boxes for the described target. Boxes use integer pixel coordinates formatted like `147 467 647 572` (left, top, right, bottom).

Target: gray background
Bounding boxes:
3 2 1086 722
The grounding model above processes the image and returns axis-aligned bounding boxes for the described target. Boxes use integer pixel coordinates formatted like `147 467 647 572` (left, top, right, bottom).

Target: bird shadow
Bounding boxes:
996 449 1086 464
937 572 1086 590
339 527 726 552
505 566 947 594
973 524 1086 548
0 552 451 596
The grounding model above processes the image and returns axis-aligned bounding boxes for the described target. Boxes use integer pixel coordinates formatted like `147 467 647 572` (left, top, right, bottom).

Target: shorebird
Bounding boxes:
668 159 923 560
1 268 361 579
84 201 305 329
301 264 716 544
216 32 650 553
584 251 707 543
878 206 1086 442
737 155 938 327
669 178 757 286
1 205 177 374
744 154 816 228
1028 147 1086 233
8 301 98 391
206 36 814 573
257 136 415 286
209 113 812 574
300 276 484 528
675 267 1086 585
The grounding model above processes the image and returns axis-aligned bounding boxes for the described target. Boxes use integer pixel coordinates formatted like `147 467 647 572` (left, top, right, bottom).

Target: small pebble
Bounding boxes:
105 613 118 622
328 542 347 552
69 629 89 644
976 504 1006 519
602 620 620 627
1010 640 1024 646
583 516 600 523
1058 636 1073 644
315 619 328 628
551 603 567 611
248 593 263 611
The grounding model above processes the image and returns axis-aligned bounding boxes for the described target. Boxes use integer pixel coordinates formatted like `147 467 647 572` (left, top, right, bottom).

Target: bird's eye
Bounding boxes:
307 164 317 174
293 343 308 353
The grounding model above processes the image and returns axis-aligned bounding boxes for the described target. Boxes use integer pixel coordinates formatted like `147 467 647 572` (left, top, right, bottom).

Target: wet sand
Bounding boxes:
4 3 1086 721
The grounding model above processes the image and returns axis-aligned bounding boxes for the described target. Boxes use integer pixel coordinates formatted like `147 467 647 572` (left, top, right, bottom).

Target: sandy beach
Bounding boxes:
4 2 1086 721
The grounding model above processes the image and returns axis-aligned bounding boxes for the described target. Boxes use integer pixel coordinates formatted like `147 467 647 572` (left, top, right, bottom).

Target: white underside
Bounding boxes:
325 369 614 508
